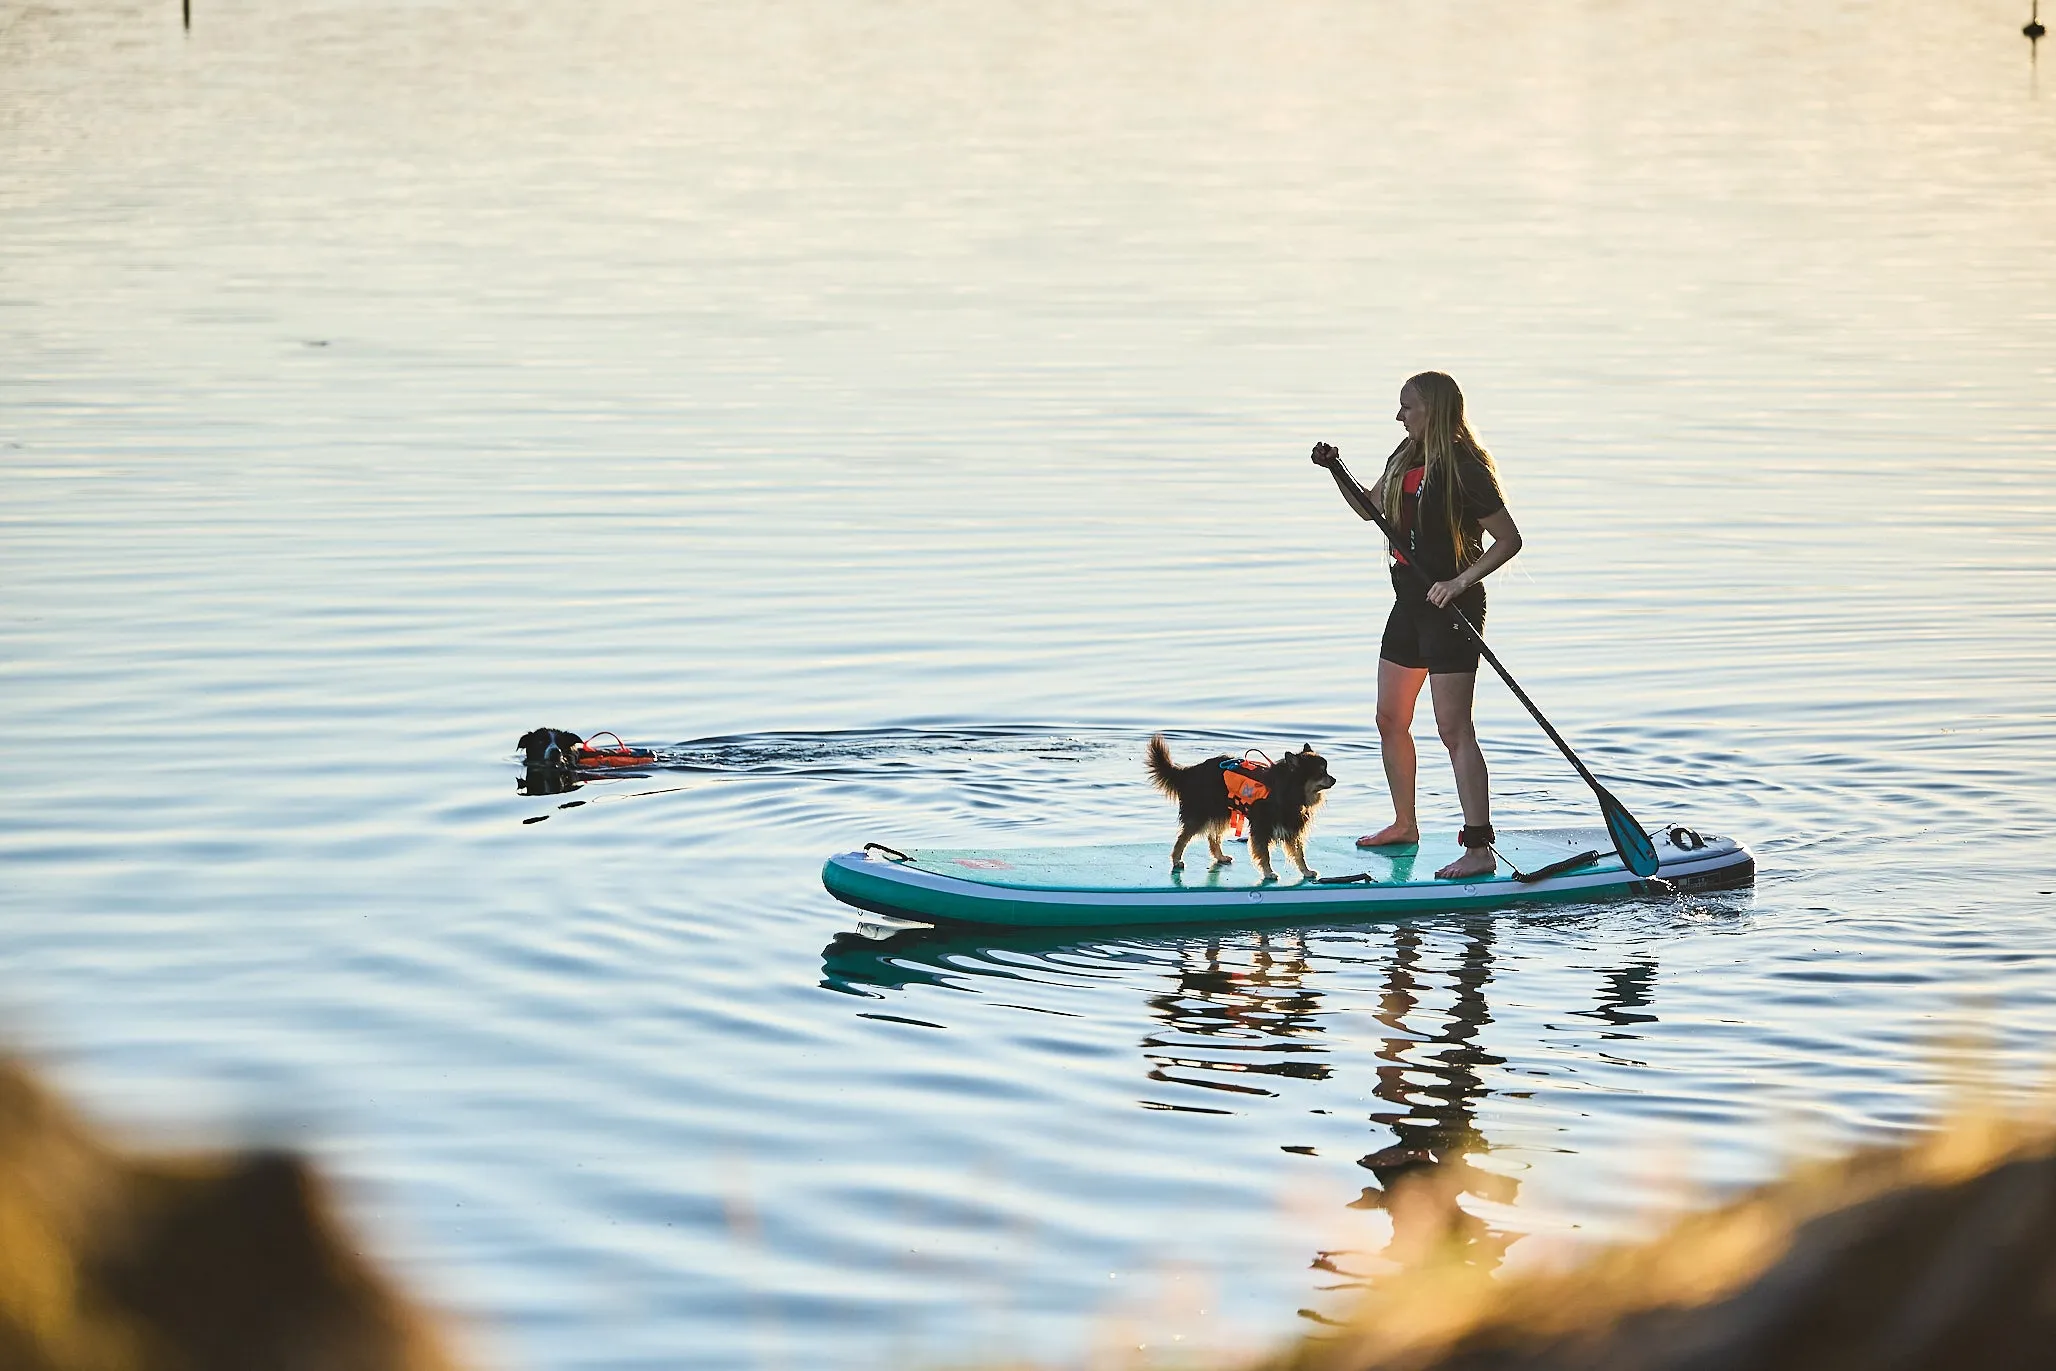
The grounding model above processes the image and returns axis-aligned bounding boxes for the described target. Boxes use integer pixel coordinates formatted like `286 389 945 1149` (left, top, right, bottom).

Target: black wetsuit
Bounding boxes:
1379 444 1505 675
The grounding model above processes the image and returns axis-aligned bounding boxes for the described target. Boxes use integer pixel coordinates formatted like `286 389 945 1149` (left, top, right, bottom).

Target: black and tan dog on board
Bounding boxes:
1145 734 1336 883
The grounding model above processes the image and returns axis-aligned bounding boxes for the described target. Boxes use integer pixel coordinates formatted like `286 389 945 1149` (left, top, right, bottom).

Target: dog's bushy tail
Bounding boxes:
1145 734 1183 798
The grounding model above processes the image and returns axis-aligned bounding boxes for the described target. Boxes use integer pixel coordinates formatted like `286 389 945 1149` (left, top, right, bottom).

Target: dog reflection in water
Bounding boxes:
1146 735 1336 882
0 1056 461 1371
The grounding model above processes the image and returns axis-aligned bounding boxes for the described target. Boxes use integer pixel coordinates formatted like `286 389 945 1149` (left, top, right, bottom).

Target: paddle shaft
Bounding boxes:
1322 454 1623 806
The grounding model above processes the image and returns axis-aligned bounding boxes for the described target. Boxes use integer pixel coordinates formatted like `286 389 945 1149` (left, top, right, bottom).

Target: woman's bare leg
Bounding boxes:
1429 670 1494 879
1358 658 1428 848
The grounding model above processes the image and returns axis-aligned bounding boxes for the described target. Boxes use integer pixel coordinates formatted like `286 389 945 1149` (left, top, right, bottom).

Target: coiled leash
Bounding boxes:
1502 846 1604 884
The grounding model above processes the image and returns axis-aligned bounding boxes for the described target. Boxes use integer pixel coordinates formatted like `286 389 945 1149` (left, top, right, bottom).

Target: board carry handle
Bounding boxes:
863 842 912 862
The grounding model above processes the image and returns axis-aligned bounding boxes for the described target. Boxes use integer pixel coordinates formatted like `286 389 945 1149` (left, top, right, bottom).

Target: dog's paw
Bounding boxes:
1302 869 1319 882
1259 870 1279 884
1210 854 1233 867
1170 858 1185 872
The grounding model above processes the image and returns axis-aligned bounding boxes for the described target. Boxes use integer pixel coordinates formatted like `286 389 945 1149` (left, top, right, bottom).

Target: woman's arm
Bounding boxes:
1425 507 1522 608
1310 443 1381 522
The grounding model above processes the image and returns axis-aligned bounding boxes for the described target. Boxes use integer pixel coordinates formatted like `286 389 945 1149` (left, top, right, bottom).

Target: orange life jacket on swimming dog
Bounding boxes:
572 731 658 768
1220 755 1272 839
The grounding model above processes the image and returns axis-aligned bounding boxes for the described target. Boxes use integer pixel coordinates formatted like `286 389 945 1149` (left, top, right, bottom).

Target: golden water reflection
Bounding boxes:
820 916 1672 1314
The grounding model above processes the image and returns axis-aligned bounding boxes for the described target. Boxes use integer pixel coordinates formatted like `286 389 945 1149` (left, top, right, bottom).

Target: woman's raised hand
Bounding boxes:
1311 442 1340 468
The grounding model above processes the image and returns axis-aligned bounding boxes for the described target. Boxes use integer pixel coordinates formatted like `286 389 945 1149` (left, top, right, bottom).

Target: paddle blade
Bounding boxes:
1597 786 1660 877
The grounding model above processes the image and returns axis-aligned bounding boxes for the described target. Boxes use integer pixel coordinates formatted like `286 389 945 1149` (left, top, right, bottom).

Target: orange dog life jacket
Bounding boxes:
573 732 657 768
1220 757 1271 838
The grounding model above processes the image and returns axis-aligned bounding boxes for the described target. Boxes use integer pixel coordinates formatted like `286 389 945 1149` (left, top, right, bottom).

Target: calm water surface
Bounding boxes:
4 1 2054 1367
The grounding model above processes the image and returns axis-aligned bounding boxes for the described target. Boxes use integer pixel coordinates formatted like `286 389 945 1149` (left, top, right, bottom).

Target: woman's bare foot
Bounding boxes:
1355 822 1420 850
1436 847 1496 880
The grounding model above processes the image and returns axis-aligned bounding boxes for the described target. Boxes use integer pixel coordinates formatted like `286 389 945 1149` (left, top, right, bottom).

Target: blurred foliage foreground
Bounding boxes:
0 1057 459 1371
5 1051 2055 1371
1261 1100 2056 1371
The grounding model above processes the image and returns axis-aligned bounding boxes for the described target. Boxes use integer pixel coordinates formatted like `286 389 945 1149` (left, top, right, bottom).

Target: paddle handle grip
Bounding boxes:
1320 454 1415 569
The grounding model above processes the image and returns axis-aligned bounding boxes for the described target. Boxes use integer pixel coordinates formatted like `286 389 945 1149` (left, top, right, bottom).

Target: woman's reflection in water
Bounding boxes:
1137 923 1516 1300
818 919 1668 1312
1322 936 1667 1305
1339 920 1519 1286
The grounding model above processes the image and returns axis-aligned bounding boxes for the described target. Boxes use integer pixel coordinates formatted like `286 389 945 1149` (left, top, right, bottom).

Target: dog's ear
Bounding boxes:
519 729 542 751
1301 743 1313 754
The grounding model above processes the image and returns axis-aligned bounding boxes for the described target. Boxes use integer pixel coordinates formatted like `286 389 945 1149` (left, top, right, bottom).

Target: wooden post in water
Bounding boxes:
183 0 190 30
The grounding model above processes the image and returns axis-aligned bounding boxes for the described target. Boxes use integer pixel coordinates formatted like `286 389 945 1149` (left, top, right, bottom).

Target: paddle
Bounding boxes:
1313 448 1660 878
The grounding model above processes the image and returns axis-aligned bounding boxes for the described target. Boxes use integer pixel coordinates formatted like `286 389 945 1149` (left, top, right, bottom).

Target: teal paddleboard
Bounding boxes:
822 826 1752 929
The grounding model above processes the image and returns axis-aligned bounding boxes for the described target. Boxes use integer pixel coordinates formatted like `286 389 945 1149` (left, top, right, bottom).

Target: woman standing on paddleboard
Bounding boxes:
1311 372 1523 880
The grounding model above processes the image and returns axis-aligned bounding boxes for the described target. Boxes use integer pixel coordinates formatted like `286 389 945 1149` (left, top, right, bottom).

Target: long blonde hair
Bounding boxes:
1377 371 1499 571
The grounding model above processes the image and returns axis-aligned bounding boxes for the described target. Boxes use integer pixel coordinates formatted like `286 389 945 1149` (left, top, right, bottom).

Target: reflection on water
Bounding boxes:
1132 922 1526 1312
820 912 1698 1324
1585 958 1660 1032
1145 937 1332 1108
1339 923 1519 1291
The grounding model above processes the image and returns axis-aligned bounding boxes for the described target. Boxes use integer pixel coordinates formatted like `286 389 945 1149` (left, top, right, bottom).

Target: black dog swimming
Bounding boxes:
1145 734 1336 882
518 727 584 796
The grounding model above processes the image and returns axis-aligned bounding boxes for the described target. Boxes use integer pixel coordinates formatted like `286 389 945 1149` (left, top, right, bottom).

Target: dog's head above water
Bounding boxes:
517 727 585 797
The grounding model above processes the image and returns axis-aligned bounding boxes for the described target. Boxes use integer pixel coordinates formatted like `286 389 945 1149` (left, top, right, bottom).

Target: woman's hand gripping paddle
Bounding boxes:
1311 444 1661 878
